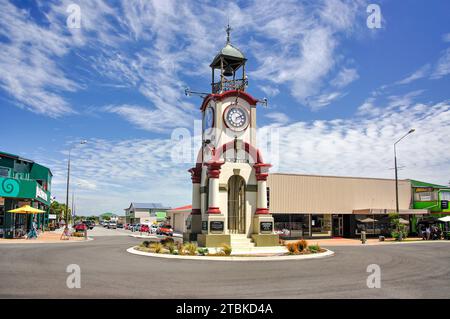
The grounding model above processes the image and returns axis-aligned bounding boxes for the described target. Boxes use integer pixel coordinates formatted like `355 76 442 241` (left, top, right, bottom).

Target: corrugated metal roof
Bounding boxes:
131 202 170 209
409 179 450 189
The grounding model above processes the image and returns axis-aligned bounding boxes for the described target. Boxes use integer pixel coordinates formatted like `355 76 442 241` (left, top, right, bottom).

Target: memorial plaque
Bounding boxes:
260 221 273 233
210 221 224 232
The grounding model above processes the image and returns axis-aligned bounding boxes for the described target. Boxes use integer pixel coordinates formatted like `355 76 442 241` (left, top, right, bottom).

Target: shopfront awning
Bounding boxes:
352 208 429 215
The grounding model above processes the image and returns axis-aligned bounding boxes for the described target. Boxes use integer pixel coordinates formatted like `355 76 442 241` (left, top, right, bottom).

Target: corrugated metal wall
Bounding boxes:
267 173 412 214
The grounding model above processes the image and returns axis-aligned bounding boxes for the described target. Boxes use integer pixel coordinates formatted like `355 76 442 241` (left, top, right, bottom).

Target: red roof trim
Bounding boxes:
200 90 258 111
169 205 192 211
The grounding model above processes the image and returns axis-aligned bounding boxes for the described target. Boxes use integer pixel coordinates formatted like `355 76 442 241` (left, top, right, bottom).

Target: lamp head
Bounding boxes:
80 140 88 145
408 129 415 134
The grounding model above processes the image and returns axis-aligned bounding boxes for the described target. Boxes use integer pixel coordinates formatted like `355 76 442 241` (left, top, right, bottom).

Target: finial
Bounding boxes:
226 22 232 43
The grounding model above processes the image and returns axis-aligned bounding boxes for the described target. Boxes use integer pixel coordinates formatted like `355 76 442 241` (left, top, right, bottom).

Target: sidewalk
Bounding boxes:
284 237 450 247
0 230 88 244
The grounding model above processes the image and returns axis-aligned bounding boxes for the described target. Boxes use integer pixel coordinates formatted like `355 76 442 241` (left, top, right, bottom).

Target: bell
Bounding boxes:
223 65 233 77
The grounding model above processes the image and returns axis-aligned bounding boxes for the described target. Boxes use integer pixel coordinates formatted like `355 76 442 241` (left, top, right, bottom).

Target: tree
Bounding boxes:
389 213 408 241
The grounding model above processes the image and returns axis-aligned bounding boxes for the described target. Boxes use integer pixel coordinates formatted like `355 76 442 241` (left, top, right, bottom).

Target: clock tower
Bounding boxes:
186 26 279 247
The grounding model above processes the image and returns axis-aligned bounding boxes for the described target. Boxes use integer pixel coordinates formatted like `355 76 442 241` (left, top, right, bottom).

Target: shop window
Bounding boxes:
441 192 450 201
0 167 10 177
414 191 437 201
311 214 331 237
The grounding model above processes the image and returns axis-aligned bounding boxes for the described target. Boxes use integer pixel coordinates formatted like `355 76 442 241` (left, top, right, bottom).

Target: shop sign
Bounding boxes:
36 185 48 202
442 200 449 210
48 214 57 220
210 221 224 232
415 187 434 193
260 221 273 233
202 221 208 231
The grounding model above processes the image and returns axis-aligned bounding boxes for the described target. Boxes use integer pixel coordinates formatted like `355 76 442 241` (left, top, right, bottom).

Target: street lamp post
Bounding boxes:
394 129 415 213
64 140 87 232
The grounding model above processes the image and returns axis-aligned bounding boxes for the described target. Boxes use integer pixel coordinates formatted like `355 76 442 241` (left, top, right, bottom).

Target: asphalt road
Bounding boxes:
1 228 449 298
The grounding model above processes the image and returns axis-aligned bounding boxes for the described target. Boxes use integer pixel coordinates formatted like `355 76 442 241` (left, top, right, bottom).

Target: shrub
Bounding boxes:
161 237 174 245
184 242 198 256
220 243 232 256
308 243 320 253
286 242 299 255
177 242 186 255
296 239 308 252
165 241 176 254
142 240 151 248
150 242 163 253
197 248 209 256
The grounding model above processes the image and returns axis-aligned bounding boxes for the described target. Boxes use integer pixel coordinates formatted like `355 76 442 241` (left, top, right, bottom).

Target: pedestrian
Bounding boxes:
426 226 431 240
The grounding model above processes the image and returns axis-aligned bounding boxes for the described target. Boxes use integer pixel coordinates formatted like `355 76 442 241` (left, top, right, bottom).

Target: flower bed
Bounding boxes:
135 239 325 257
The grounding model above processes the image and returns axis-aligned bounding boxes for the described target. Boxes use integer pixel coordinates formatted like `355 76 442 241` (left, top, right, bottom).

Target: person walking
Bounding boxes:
425 226 431 240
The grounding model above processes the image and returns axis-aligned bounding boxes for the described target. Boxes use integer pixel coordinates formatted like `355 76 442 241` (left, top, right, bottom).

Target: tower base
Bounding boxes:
251 234 280 246
197 234 231 247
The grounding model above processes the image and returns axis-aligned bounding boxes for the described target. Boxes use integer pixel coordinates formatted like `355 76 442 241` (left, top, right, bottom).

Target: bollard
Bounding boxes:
84 228 87 240
361 231 366 244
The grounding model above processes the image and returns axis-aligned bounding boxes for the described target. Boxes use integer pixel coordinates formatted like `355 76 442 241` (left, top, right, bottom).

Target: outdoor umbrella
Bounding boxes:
7 205 46 238
438 216 450 223
358 218 377 223
8 205 46 214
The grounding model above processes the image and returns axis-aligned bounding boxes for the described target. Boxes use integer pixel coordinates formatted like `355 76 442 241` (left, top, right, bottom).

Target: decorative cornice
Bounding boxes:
207 207 221 214
200 90 258 111
206 160 224 179
253 163 272 181
255 208 270 215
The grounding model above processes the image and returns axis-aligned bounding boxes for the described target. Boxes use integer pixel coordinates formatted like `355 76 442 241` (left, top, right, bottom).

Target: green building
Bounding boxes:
411 180 450 215
0 151 52 238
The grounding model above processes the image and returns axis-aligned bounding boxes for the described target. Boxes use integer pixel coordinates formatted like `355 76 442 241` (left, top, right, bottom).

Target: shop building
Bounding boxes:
124 202 170 224
0 151 52 238
167 205 192 234
267 173 429 238
411 180 450 215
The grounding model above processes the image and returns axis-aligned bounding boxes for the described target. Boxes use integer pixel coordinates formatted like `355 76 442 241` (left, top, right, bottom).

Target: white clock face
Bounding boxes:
224 104 249 131
204 106 214 132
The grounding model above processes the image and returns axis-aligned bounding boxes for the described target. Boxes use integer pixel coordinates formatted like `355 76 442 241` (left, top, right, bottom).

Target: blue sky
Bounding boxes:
1 0 449 215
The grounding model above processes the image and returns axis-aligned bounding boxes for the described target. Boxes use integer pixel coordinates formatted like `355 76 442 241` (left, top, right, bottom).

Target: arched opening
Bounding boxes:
227 175 246 234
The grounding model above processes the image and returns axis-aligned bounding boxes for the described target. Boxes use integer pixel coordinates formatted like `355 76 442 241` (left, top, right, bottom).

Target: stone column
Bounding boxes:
254 163 272 214
185 164 202 241
206 160 224 214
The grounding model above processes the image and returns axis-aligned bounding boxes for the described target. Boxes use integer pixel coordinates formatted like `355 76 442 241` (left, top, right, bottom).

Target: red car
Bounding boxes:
139 224 149 232
157 224 173 236
74 223 87 232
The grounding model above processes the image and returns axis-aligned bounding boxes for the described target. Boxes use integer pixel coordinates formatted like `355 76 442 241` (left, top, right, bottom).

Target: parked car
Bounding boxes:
83 221 94 230
150 224 158 234
125 223 132 230
157 224 173 236
103 221 109 227
117 223 124 229
107 222 117 229
139 224 149 232
74 222 87 232
132 224 141 232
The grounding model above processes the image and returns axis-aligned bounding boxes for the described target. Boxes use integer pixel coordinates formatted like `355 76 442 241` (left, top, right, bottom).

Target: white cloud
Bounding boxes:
265 112 290 124
331 67 359 88
396 64 431 85
306 91 346 110
442 33 450 43
431 48 450 79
